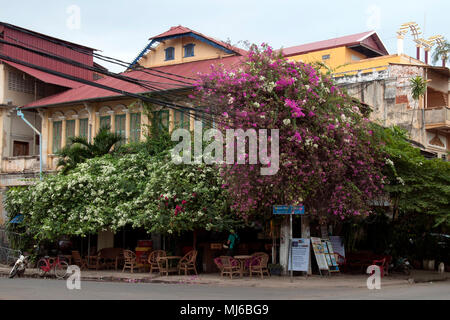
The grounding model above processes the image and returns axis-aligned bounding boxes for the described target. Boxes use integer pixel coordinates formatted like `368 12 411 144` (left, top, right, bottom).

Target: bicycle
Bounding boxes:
36 255 69 279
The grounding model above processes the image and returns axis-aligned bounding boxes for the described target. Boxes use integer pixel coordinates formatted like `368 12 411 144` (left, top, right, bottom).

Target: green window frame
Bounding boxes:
152 110 169 132
66 120 75 144
196 106 215 129
175 110 190 130
79 118 89 138
100 116 111 129
130 113 141 142
115 114 126 145
52 121 62 153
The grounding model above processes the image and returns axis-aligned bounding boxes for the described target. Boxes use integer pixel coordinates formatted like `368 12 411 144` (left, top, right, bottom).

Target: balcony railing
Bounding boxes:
1 155 40 173
424 107 450 129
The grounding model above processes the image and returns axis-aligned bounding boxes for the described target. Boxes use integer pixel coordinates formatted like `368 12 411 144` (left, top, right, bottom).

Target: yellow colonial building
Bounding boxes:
282 31 449 159
22 26 244 171
282 31 426 75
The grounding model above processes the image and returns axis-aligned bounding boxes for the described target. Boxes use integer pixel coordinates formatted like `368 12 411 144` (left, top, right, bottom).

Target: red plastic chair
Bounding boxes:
372 258 386 277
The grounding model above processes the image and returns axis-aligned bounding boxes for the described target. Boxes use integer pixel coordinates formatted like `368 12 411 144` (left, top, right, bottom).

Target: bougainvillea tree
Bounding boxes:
194 44 386 222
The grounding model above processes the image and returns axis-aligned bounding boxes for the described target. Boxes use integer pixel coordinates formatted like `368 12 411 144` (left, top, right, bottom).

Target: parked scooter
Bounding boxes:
390 257 413 275
9 254 29 278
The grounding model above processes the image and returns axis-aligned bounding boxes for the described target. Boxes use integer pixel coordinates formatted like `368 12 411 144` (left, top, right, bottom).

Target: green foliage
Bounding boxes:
56 126 123 173
372 124 450 226
409 76 427 101
432 39 450 65
5 134 240 240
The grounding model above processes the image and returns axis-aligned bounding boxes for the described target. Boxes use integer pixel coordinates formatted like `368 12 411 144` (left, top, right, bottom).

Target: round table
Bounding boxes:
233 255 252 277
157 256 182 276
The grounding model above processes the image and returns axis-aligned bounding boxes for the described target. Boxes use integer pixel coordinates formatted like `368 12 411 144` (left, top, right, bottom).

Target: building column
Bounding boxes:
48 119 54 155
61 117 67 148
169 109 175 132
301 216 312 275
37 109 48 170
95 112 100 135
109 111 115 133
279 216 290 276
190 110 195 132
140 103 150 140
74 115 80 137
125 109 130 142
0 109 5 172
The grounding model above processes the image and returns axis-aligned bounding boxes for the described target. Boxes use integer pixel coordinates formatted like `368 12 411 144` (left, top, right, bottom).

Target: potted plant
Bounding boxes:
268 263 283 276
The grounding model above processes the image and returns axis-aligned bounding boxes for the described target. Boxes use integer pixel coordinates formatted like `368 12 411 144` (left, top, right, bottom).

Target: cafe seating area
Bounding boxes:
214 252 271 279
69 247 271 280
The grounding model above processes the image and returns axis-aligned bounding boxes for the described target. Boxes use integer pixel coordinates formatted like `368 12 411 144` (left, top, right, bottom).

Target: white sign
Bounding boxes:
288 238 310 272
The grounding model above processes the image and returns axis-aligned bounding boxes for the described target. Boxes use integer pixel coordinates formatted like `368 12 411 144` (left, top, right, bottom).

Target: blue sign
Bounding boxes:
273 205 291 214
273 205 305 215
9 214 24 224
291 205 305 214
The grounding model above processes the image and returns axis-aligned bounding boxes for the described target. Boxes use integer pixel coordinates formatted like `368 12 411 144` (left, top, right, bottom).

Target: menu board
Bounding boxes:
288 238 310 272
310 237 329 271
323 240 339 272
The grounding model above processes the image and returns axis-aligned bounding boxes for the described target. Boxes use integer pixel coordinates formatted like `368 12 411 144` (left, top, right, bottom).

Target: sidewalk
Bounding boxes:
1 264 448 289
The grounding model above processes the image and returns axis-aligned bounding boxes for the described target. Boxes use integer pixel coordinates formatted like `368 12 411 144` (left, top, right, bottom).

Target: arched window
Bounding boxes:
165 47 175 61
184 43 195 57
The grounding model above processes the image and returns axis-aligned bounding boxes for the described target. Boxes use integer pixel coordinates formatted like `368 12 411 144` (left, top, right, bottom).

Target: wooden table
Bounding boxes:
233 255 252 277
157 256 182 276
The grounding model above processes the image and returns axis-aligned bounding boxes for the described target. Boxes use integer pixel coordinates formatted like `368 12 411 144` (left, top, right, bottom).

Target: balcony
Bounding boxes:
0 156 40 187
2 156 40 173
424 107 450 130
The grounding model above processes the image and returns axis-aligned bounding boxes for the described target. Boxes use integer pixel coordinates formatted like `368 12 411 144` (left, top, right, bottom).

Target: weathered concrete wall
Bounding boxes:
336 64 450 159
2 156 40 173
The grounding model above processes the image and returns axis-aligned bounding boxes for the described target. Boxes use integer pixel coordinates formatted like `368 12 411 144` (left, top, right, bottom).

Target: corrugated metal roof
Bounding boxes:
22 55 243 109
282 31 389 57
1 59 83 88
0 22 94 81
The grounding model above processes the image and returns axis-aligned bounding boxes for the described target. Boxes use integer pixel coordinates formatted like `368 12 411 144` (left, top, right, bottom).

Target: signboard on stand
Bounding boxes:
310 237 329 274
322 240 339 272
288 238 310 272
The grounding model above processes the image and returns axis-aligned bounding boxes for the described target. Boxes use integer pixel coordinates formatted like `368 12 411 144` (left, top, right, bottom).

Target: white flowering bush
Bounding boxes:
5 152 238 240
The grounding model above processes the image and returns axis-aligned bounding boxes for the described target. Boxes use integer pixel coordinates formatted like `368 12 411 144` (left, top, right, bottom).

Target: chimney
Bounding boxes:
424 48 430 64
397 35 404 55
416 44 421 61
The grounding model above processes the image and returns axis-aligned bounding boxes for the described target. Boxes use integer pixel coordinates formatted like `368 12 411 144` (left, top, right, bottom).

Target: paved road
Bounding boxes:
0 277 449 300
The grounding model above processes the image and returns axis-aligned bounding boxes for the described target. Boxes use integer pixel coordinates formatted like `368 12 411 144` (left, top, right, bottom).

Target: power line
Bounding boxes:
0 34 234 115
0 53 233 129
2 22 197 82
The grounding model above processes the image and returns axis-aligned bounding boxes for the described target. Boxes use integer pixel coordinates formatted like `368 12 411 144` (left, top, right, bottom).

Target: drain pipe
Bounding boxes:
16 108 43 180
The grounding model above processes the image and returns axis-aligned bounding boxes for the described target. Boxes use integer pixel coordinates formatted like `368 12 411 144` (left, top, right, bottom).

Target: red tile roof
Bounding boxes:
22 55 244 109
1 59 83 89
282 31 388 57
150 25 247 56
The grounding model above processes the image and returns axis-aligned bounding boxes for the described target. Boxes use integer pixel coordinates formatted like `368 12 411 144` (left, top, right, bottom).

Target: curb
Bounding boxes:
1 270 448 288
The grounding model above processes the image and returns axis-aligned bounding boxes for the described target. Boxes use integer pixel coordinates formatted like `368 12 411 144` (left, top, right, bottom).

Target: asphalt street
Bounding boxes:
0 277 449 300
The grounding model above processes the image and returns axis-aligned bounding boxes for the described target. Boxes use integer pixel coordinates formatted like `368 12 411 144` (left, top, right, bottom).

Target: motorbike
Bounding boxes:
9 254 29 278
390 257 413 276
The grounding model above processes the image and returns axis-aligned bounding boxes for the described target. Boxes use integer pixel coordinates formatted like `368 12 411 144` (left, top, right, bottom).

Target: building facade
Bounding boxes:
283 30 449 158
0 22 95 225
20 26 245 248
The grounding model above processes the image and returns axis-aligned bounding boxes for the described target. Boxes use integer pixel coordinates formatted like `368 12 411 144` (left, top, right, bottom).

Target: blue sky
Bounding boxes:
1 0 448 72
